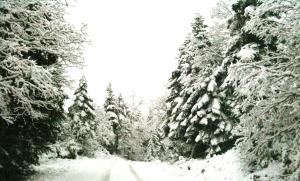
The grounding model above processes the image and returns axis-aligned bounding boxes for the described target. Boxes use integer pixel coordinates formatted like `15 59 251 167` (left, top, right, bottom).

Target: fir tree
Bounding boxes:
165 15 210 136
115 94 131 155
165 14 237 158
103 83 120 153
68 76 96 156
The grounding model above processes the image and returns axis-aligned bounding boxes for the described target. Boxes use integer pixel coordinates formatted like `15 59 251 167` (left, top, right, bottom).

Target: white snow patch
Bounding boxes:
207 79 217 92
197 109 206 118
210 138 218 146
212 98 221 115
244 6 255 17
79 96 84 101
199 117 208 125
195 133 202 143
180 118 188 126
80 110 86 117
236 44 258 62
168 121 180 131
172 97 183 114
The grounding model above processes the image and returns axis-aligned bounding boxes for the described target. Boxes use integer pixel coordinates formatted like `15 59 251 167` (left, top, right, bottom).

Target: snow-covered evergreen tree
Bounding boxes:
68 76 96 156
165 14 237 158
103 83 120 153
166 15 211 135
115 94 132 156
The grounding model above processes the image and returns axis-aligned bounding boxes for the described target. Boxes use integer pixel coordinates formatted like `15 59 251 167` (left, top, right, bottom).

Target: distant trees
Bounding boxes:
103 84 153 160
146 95 178 161
0 0 86 179
93 106 115 153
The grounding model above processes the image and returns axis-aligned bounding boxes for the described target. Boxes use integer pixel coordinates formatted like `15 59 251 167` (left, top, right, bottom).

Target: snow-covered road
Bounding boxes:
31 150 272 181
30 156 196 181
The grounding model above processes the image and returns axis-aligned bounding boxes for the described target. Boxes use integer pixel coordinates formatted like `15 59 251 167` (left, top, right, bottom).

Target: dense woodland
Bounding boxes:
0 0 299 180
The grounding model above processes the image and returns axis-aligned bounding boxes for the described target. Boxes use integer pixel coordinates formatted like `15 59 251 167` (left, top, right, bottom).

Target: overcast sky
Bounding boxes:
65 0 217 109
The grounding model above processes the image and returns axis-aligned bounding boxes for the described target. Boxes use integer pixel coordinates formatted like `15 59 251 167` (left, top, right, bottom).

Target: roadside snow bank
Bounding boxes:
129 149 245 181
172 148 285 181
173 149 245 181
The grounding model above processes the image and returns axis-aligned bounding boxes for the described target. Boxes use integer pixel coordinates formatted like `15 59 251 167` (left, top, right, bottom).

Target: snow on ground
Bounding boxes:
130 160 196 181
29 155 115 181
172 149 245 181
130 149 245 181
170 148 284 181
30 149 283 181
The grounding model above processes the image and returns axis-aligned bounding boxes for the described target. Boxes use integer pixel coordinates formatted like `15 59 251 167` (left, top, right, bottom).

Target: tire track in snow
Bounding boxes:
128 164 144 181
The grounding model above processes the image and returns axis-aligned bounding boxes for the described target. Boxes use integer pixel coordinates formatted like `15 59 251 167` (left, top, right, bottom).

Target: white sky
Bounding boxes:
65 0 217 109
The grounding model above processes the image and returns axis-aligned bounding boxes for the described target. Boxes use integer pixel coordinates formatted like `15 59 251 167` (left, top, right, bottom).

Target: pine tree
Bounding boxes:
165 14 237 158
165 15 210 136
68 76 96 156
115 94 131 156
103 83 120 154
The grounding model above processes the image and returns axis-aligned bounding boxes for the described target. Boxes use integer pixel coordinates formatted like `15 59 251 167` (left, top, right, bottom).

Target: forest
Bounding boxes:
0 0 299 180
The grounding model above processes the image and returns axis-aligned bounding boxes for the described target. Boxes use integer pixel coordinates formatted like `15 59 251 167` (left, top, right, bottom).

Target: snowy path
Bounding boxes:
30 150 256 181
30 157 115 181
30 156 194 181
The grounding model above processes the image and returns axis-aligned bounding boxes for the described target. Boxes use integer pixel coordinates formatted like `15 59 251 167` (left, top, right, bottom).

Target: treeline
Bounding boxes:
57 80 152 161
163 0 300 180
57 79 173 162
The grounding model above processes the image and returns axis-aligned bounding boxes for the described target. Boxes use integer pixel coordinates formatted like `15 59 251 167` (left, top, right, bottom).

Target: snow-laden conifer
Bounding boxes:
165 15 237 158
68 76 96 156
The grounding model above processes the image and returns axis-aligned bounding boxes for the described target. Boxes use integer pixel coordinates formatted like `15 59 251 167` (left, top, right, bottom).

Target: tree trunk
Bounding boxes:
114 133 119 154
190 144 197 158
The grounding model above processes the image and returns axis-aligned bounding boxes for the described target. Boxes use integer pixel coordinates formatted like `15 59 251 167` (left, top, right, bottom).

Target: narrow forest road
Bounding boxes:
30 150 250 181
30 156 195 181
